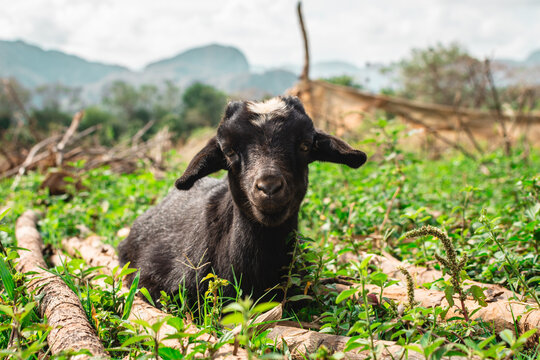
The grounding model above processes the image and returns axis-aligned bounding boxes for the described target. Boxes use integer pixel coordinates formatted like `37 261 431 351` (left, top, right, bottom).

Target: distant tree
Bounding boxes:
0 79 36 145
153 81 182 121
0 78 32 129
101 81 161 139
102 80 140 121
399 42 487 107
175 82 227 137
137 84 159 113
35 83 82 113
32 108 72 132
323 75 363 89
81 105 120 145
380 87 396 96
32 84 82 132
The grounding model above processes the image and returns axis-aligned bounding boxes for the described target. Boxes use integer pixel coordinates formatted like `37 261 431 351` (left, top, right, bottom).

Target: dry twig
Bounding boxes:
55 110 84 166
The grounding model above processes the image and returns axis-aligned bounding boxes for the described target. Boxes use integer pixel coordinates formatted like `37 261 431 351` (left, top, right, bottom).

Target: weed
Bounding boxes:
404 225 471 321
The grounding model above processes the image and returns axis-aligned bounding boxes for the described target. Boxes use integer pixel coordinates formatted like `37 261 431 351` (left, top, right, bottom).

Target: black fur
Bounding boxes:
118 96 367 302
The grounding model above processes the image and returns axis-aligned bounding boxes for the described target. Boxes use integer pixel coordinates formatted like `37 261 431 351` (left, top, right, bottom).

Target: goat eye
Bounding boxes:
224 149 236 158
299 142 310 152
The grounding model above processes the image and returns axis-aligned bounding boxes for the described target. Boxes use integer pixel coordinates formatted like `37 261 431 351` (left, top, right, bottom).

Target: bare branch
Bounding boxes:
400 113 477 160
55 110 84 166
131 118 156 147
297 1 310 82
484 58 511 156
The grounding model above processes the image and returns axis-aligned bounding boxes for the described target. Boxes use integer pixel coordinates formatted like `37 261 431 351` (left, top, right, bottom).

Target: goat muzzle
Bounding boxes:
255 174 284 196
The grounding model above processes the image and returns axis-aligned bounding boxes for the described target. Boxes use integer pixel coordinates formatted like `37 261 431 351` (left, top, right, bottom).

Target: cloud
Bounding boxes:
0 0 538 69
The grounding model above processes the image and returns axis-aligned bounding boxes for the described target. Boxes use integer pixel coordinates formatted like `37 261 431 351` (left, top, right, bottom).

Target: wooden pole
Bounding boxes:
297 1 310 82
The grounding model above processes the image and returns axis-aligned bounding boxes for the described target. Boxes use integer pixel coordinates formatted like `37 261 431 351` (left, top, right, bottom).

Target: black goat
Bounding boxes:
118 96 366 302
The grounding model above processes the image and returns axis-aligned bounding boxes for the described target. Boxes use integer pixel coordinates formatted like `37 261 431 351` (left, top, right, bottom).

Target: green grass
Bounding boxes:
1 123 540 358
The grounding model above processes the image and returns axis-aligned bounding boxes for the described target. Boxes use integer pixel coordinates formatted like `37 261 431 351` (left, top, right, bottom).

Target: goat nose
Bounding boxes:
256 175 284 196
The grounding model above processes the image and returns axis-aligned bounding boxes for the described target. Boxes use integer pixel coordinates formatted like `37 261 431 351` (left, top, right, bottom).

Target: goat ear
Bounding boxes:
310 130 367 168
175 137 227 190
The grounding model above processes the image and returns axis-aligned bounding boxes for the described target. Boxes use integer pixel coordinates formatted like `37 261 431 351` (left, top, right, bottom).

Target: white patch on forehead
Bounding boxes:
247 98 289 126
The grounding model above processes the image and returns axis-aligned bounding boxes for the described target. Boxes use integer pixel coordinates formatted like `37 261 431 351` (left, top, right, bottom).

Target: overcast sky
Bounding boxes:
1 0 538 70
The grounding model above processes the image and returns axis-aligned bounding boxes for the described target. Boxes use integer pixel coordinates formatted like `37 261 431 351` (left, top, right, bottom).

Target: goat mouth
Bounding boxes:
253 203 288 215
251 196 290 213
250 201 291 226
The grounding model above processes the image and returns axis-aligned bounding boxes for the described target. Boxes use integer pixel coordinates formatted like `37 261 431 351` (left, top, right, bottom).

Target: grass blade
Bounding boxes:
0 256 15 299
122 270 140 320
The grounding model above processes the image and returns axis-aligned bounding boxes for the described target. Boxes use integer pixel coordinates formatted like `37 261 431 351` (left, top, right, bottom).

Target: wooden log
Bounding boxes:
62 236 246 359
231 303 283 336
357 251 517 302
48 250 233 357
334 283 540 335
15 211 109 359
279 320 321 331
268 325 428 360
335 244 517 302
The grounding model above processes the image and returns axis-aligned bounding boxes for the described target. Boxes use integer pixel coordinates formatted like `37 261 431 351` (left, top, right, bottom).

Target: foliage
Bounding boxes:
34 83 82 114
0 78 34 146
398 42 540 112
399 42 486 107
0 117 539 357
175 82 228 137
32 107 72 132
322 75 363 90
0 78 229 149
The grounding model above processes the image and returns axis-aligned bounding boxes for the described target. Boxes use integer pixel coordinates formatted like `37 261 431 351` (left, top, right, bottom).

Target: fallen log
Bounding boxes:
337 246 517 302
334 283 540 335
64 236 474 359
268 325 425 360
231 303 283 336
362 251 517 301
15 211 109 359
62 236 246 359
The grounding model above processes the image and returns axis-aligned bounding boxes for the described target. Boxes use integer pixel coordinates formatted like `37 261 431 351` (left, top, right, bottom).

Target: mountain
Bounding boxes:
525 49 540 66
2 39 538 101
312 61 361 78
145 44 249 78
493 49 540 86
0 40 295 99
496 49 540 67
280 60 361 79
210 69 298 99
0 40 128 87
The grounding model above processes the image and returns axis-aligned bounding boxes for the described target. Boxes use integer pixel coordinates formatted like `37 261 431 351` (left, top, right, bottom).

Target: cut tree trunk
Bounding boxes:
334 283 540 336
231 303 283 336
62 236 246 359
339 249 517 302
268 325 440 360
15 211 109 359
375 251 515 301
